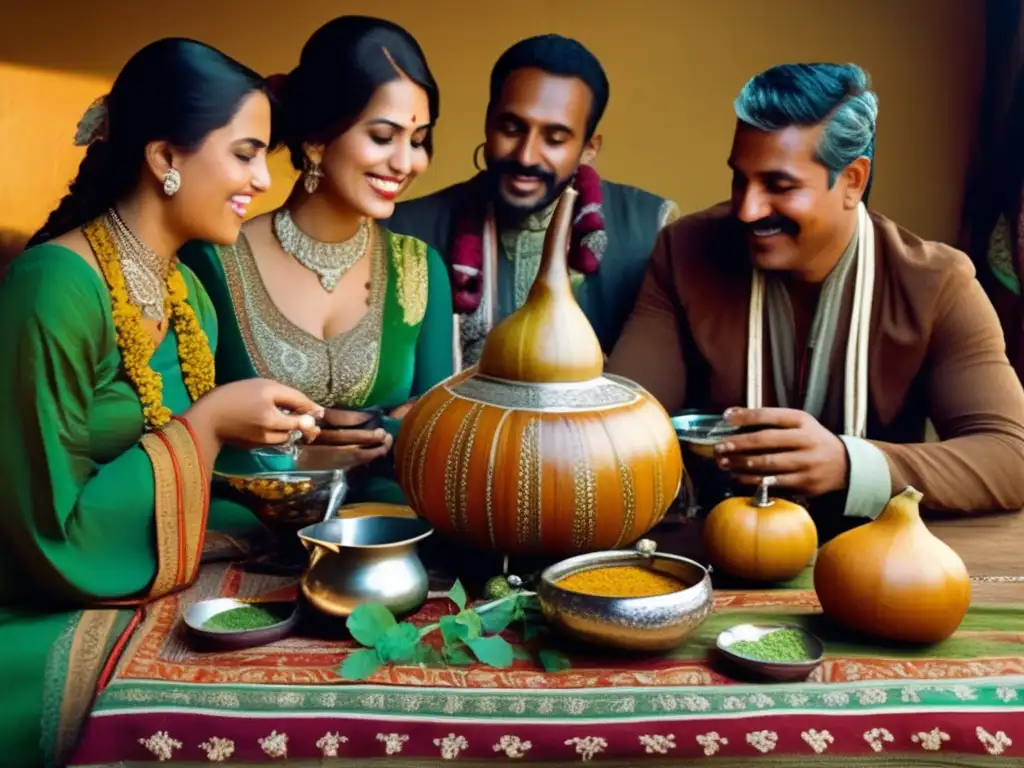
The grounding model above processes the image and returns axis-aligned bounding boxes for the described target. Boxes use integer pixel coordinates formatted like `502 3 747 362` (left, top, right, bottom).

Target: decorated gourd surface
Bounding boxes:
813 486 971 644
702 477 817 582
395 187 683 557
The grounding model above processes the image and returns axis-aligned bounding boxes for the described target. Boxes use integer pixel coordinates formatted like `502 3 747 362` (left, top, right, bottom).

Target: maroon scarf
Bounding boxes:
449 165 606 314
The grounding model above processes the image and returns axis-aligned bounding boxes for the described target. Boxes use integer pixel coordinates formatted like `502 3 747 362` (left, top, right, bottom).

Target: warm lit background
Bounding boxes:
0 0 984 245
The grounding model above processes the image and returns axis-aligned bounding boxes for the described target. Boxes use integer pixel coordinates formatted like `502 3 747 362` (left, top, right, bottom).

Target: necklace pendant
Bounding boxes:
273 209 371 292
319 272 341 292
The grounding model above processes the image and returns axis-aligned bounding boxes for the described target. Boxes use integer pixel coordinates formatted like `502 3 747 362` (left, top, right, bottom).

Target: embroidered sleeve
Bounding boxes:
658 200 681 231
389 232 429 326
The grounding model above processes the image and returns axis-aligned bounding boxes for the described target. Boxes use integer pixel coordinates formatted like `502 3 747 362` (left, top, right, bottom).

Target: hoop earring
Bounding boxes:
303 158 323 194
473 143 487 172
162 168 181 197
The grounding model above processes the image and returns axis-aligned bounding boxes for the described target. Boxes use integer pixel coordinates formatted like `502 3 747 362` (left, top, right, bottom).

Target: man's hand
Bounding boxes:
714 407 849 497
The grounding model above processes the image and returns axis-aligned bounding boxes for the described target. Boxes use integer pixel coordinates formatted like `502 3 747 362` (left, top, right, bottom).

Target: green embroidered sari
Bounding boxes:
0 243 261 767
180 223 455 504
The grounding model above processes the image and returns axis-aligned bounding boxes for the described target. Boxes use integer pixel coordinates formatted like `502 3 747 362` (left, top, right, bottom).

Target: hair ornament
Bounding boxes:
73 95 110 147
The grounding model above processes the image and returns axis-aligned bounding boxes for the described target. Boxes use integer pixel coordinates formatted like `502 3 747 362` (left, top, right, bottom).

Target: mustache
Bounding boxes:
742 214 799 237
487 158 558 189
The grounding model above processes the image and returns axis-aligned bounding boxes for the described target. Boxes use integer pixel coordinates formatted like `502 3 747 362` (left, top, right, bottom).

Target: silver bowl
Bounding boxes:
536 539 714 652
212 445 351 532
716 623 824 681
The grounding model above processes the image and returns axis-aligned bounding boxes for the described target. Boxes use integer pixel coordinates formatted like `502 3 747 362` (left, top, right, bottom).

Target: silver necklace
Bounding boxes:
106 208 169 322
273 208 370 292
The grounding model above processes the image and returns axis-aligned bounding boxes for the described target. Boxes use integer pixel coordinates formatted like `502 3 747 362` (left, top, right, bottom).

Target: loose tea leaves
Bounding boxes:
202 603 293 632
728 629 814 662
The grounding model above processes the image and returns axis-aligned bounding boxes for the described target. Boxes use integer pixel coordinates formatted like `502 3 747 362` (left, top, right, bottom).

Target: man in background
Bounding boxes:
388 34 679 368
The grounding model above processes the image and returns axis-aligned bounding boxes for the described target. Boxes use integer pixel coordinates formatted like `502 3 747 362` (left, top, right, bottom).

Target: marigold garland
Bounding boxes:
83 216 216 428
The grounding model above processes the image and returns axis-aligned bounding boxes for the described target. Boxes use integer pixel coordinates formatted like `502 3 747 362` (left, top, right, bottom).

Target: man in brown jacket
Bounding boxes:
607 63 1024 524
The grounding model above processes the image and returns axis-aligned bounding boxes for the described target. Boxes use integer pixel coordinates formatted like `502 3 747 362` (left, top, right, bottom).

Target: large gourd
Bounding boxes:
395 186 683 557
813 486 971 643
702 476 817 581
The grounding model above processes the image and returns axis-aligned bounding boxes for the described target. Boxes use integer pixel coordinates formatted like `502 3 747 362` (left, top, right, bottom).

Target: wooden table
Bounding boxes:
649 508 1024 604
931 511 1024 602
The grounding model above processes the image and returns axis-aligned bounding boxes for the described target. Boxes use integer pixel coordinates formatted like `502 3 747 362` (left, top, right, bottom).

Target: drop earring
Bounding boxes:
162 168 181 197
303 158 323 194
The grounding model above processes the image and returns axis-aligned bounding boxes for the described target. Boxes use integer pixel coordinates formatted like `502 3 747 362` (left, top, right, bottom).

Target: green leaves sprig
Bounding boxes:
338 580 571 680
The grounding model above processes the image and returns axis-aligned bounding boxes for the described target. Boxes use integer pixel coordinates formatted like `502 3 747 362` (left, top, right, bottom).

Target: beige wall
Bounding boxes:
0 0 984 245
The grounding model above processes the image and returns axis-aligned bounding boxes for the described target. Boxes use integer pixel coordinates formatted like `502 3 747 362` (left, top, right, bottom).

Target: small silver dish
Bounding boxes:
183 598 300 650
537 539 714 652
716 623 824 681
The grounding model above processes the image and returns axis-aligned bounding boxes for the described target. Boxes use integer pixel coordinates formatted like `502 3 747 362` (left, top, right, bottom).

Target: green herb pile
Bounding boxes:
728 629 813 662
339 580 571 680
202 604 292 632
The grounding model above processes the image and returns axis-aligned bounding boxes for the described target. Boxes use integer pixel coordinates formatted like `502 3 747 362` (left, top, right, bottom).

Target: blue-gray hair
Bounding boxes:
734 63 878 202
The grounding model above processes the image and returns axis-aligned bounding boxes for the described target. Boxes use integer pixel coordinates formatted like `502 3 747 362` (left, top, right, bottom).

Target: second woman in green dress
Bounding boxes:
183 16 454 503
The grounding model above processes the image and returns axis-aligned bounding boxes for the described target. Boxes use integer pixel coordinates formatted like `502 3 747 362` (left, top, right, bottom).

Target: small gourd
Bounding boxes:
702 476 818 581
813 486 970 644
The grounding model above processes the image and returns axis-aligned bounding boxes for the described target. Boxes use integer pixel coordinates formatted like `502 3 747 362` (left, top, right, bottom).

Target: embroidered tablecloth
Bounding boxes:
67 558 1024 766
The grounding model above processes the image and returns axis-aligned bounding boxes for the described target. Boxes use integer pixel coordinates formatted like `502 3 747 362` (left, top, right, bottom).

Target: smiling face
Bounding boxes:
483 67 595 215
728 121 863 281
315 77 431 220
168 90 272 245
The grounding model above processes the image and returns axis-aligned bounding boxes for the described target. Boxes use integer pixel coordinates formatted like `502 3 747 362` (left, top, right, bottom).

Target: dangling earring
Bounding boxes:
473 143 487 172
303 158 323 194
163 168 181 197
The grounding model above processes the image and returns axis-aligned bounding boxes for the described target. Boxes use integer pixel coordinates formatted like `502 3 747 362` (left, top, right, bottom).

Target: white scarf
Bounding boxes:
746 202 875 438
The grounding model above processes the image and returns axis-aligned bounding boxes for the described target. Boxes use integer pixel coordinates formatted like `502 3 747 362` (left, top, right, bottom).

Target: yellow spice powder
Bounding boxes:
556 565 686 598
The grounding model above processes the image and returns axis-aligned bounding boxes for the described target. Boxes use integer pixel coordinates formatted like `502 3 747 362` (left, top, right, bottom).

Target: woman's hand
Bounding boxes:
186 379 323 449
313 407 393 468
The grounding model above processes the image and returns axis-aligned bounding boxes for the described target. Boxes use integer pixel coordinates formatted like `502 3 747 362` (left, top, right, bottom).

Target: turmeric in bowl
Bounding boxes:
556 565 687 598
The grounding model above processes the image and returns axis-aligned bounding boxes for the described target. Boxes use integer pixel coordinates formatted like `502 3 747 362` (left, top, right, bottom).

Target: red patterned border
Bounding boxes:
70 710 1021 764
112 583 1023 688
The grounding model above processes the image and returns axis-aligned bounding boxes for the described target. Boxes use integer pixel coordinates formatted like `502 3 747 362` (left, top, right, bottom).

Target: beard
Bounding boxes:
483 156 576 218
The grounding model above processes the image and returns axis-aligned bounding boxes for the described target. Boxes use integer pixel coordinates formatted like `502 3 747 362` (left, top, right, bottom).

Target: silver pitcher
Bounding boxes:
297 515 434 618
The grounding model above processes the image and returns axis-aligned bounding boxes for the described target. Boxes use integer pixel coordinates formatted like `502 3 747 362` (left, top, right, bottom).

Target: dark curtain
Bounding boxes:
959 0 1024 380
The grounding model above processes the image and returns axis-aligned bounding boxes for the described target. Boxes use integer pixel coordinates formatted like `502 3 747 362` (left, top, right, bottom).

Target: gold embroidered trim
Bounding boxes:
389 232 429 326
55 610 120 764
218 224 387 407
138 420 206 599
159 419 207 585
140 429 181 598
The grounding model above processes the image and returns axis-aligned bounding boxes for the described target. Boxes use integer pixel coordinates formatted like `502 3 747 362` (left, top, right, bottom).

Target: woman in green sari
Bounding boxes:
0 39 324 766
182 17 454 504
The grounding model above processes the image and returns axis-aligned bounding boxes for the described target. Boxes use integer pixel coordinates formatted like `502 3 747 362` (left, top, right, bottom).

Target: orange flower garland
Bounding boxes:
83 216 215 428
